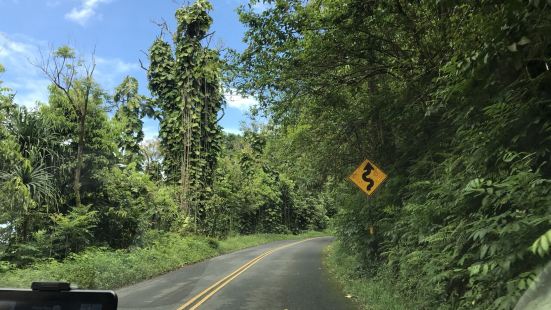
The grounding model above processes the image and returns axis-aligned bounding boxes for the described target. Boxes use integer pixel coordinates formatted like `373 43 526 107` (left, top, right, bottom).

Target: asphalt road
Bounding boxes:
117 236 355 310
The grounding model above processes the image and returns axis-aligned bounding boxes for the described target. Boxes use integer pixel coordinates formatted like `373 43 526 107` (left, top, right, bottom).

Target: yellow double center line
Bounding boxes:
177 238 317 310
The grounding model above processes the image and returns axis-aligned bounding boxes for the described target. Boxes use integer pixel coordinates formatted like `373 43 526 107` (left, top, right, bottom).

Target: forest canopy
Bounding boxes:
232 0 551 308
0 0 327 271
1 0 550 308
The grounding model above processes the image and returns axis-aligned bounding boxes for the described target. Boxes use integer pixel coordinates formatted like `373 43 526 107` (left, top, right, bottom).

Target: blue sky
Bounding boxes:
0 0 262 139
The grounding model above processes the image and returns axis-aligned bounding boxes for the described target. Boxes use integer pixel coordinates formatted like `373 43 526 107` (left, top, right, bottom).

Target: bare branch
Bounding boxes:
33 46 75 108
139 58 149 72
151 18 173 38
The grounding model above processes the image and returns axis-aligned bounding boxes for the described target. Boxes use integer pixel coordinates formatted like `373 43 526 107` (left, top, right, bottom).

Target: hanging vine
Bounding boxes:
147 0 223 225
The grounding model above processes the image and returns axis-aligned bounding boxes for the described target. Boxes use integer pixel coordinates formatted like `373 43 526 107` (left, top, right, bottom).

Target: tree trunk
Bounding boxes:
21 212 29 242
74 110 86 208
180 86 191 215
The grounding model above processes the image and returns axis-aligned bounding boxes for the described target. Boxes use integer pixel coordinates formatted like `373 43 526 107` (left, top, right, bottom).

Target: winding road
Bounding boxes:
117 236 355 310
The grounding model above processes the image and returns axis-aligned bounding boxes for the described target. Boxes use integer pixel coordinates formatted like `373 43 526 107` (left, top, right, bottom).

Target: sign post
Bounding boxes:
348 158 388 196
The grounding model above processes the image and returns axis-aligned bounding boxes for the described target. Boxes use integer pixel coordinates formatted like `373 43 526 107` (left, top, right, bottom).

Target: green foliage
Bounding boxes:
41 45 104 208
44 84 117 205
531 229 551 257
53 46 75 59
217 230 327 252
147 0 224 222
149 185 182 232
94 164 179 248
0 172 37 241
200 131 329 237
1 54 156 265
324 242 423 310
0 1 332 290
113 76 145 164
236 0 551 309
0 231 324 289
50 205 98 258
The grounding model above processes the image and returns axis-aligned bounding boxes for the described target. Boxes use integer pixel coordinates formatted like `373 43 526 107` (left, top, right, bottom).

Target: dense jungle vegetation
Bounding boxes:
233 0 551 309
1 0 551 309
0 0 327 286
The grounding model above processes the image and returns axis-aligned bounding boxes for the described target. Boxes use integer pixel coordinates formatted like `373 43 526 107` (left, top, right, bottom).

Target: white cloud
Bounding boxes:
96 57 139 74
94 57 139 89
0 32 138 109
0 33 50 108
0 33 38 70
142 121 159 141
10 79 51 108
224 90 258 112
65 0 111 26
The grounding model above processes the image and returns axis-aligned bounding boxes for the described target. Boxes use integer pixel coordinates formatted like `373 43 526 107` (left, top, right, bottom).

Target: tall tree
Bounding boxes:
113 76 145 164
147 0 223 219
36 46 96 208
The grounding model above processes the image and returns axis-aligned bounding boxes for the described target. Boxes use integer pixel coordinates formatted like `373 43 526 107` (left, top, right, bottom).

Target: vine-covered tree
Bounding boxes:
147 0 223 222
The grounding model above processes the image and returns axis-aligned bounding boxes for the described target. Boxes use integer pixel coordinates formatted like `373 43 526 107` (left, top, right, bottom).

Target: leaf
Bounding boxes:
517 36 531 46
507 43 518 52
542 234 549 253
469 264 481 275
482 264 489 275
530 229 551 257
480 244 489 259
518 278 527 290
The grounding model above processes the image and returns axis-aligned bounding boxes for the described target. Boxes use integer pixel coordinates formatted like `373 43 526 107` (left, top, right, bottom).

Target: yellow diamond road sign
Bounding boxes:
348 158 388 196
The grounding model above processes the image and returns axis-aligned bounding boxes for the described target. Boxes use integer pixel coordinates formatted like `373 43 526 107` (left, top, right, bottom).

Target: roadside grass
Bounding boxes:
323 242 421 310
218 230 327 253
0 231 327 290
